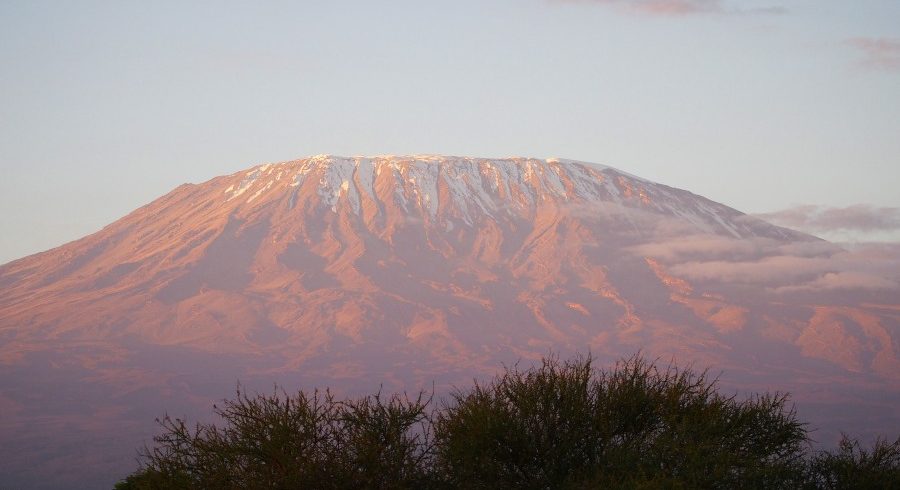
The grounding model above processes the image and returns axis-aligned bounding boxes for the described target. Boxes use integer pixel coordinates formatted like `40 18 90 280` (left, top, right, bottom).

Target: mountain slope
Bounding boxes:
0 155 808 354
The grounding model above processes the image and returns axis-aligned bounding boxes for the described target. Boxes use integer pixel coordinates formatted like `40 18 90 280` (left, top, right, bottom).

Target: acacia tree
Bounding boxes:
433 355 809 489
116 388 433 489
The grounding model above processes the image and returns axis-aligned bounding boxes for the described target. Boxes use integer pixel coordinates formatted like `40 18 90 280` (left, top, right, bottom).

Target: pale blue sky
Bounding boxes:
1 0 899 264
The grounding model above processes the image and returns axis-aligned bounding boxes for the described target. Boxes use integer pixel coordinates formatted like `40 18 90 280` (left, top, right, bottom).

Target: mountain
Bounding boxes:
1 155 898 489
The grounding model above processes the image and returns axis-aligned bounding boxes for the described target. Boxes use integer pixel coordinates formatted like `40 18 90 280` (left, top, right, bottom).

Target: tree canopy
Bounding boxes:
116 354 899 489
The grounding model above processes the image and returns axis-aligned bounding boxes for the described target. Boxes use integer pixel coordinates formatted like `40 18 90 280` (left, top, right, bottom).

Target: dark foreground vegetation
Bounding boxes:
116 355 899 489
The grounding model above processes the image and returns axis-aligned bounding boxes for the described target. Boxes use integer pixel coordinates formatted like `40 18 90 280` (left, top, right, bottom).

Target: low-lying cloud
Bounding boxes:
630 233 839 263
554 0 787 17
847 37 900 71
629 212 900 294
773 271 898 293
669 255 834 285
755 204 900 233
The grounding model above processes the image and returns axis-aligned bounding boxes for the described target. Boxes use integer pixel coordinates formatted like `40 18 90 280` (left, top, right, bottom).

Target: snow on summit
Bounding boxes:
219 154 796 239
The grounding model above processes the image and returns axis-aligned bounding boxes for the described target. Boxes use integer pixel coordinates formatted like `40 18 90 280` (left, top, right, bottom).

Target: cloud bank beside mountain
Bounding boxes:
628 209 900 293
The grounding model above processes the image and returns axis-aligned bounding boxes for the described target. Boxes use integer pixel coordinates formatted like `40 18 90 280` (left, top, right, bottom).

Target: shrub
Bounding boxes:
116 388 432 489
808 434 900 489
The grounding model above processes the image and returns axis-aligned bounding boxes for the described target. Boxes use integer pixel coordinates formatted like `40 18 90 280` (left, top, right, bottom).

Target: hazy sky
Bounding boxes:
1 0 899 264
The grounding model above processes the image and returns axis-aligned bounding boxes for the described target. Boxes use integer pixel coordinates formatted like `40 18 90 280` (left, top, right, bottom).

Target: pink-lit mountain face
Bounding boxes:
1 155 898 488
